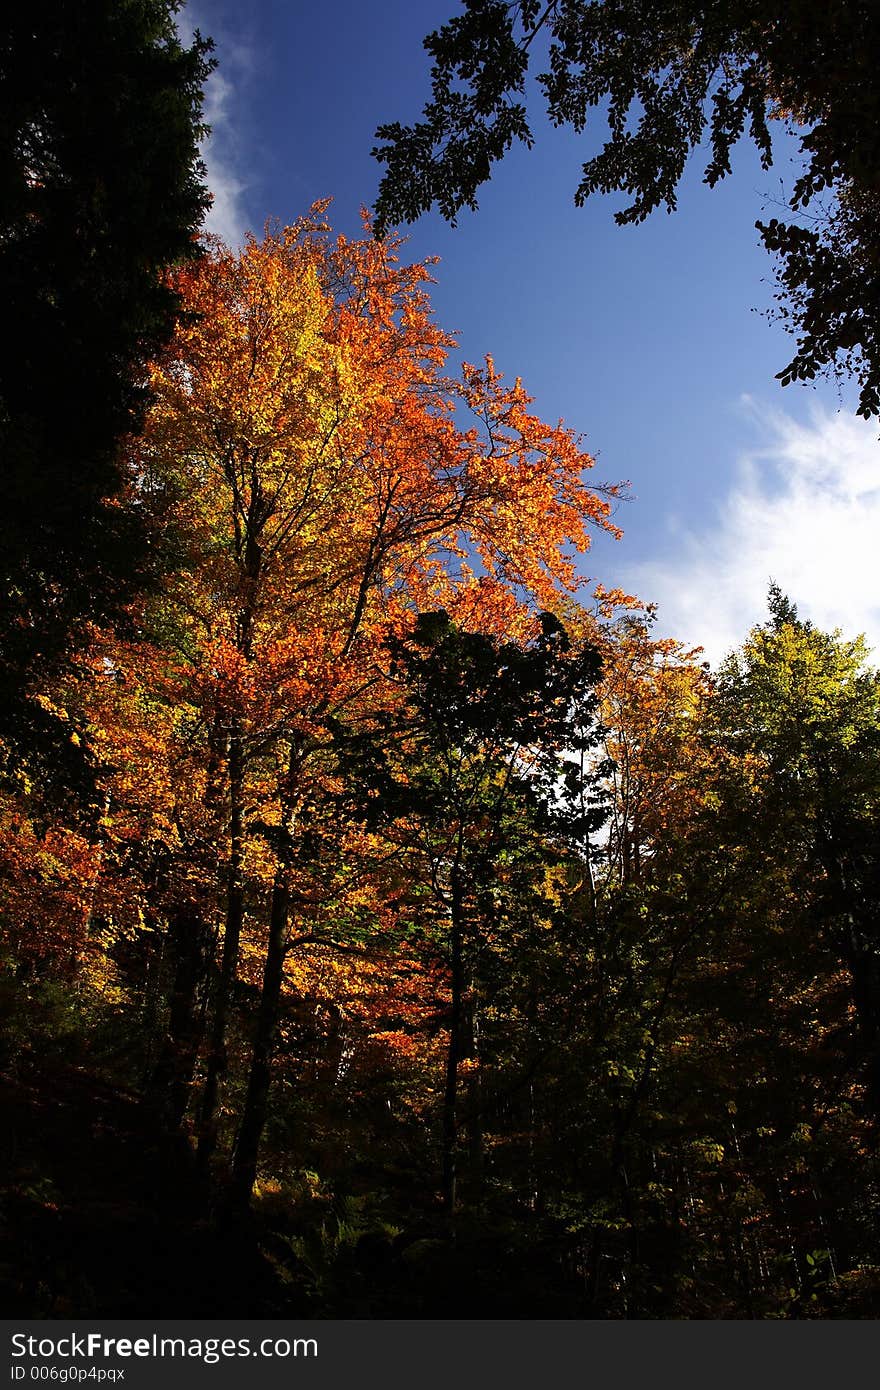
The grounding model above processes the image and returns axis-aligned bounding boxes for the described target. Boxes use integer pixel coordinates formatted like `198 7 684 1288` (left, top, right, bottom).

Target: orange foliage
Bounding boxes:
113 204 628 913
592 614 714 883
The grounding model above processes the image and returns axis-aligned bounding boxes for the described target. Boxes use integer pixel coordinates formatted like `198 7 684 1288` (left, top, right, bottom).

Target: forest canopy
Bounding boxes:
3 217 880 1316
3 3 880 1325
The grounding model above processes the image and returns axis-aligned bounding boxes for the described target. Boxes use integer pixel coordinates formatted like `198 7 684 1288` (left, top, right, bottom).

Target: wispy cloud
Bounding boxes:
626 400 880 666
180 4 253 248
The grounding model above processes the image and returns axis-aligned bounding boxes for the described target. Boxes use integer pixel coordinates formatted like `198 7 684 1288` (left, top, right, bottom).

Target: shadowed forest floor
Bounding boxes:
4 1045 880 1318
0 1056 286 1317
0 1051 582 1319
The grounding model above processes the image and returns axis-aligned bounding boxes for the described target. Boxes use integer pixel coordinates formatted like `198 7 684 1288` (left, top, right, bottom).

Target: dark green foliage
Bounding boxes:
336 609 606 835
711 593 880 1117
332 611 608 1211
0 1 214 782
374 0 880 416
5 593 880 1314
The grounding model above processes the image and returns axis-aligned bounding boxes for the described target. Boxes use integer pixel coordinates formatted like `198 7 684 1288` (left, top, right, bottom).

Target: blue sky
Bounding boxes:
185 0 880 664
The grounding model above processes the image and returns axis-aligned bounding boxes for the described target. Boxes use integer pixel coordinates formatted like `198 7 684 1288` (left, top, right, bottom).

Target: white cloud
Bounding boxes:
199 67 250 247
626 399 880 667
180 5 253 248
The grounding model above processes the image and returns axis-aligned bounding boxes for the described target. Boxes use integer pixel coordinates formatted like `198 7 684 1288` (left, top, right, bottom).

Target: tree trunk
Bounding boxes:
821 833 880 1123
197 720 245 1170
846 934 880 1122
229 858 291 1206
465 996 484 1196
146 903 208 1129
229 743 300 1208
442 864 465 1213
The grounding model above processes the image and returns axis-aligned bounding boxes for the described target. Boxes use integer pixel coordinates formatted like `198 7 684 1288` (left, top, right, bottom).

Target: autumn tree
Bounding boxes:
373 0 880 417
710 587 880 1117
128 208 624 1200
571 589 880 1314
592 612 712 887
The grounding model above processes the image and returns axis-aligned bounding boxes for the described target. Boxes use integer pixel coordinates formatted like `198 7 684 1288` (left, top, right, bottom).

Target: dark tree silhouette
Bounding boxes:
0 0 214 792
374 1 880 416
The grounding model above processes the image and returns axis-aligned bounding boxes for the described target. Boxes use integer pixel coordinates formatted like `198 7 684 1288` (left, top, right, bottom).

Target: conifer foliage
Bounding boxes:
0 0 213 790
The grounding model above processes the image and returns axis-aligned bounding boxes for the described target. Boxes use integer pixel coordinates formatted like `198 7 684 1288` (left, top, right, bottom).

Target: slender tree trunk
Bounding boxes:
442 864 465 1213
139 918 166 1080
846 936 880 1122
229 744 299 1208
146 903 208 1130
72 792 112 976
229 858 291 1206
821 835 880 1123
197 720 246 1170
465 997 484 1196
